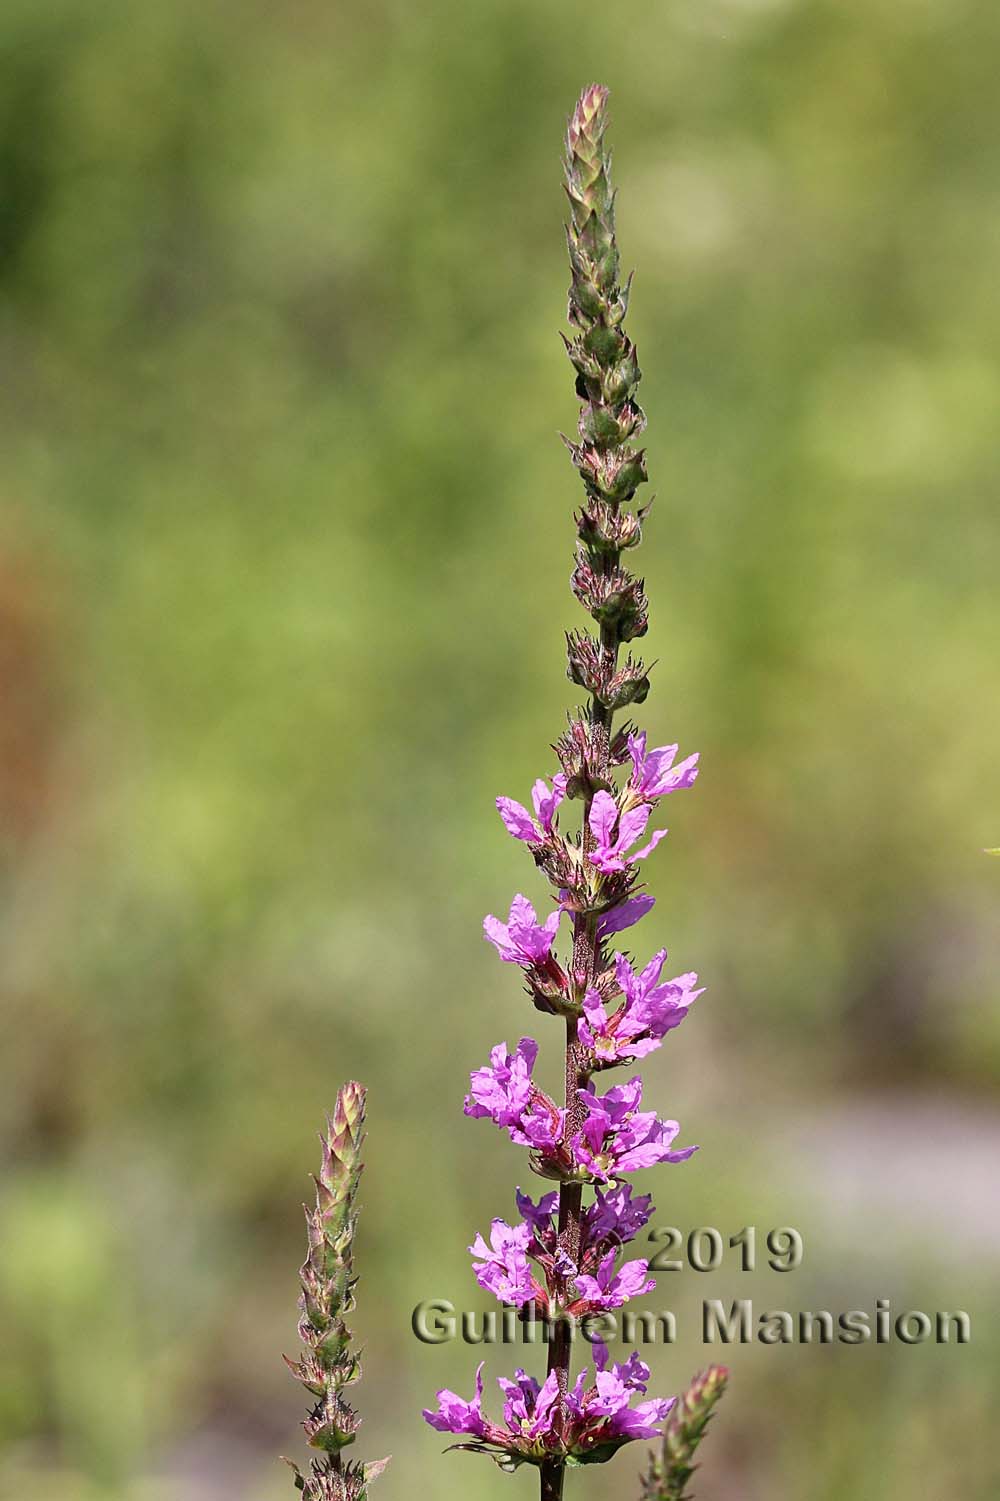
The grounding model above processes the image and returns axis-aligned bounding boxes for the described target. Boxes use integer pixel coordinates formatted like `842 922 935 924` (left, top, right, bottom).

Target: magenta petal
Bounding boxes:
483 913 517 961
630 827 667 863
508 893 540 928
635 948 669 994
614 1351 651 1389
663 750 699 791
516 1186 558 1233
582 989 608 1034
589 790 618 847
597 894 655 939
516 1036 539 1072
423 1362 487 1436
614 1259 656 1299
541 907 564 940
531 773 568 833
497 796 540 842
572 1272 604 1303
590 848 627 874
526 1369 561 1437
610 1395 675 1438
645 742 679 776
626 730 647 780
616 803 651 850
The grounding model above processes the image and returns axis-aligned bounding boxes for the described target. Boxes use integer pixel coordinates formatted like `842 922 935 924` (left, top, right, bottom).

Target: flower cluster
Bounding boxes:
425 1345 673 1470
579 952 703 1068
464 1180 656 1320
424 83 722 1494
464 1044 696 1184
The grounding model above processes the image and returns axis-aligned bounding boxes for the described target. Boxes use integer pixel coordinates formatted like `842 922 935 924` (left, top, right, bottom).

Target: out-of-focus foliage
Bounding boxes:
0 0 997 1497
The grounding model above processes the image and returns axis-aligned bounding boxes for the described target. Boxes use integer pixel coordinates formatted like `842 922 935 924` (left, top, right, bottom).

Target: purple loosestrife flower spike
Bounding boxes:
284 1083 389 1501
424 85 726 1501
639 1367 730 1501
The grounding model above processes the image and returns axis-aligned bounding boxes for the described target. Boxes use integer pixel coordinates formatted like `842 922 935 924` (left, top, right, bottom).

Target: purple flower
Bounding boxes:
484 894 562 966
598 1345 650 1389
423 1353 675 1460
423 1364 562 1457
464 1038 538 1129
574 1249 655 1310
469 1219 539 1306
551 1246 578 1280
603 1395 675 1439
423 1361 488 1436
581 1183 653 1252
573 1076 697 1181
496 774 568 843
513 1096 565 1151
565 1346 676 1443
589 791 667 874
464 1039 564 1150
515 1187 559 1239
596 893 655 941
576 990 657 1065
577 990 641 1064
497 1369 561 1438
627 730 699 800
616 950 703 1031
579 951 703 1065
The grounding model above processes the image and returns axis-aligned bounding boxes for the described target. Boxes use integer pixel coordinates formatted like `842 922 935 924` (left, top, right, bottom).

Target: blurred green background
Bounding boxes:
1 0 998 1497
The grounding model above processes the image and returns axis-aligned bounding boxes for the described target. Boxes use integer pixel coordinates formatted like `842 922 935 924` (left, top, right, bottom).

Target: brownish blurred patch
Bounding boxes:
0 539 68 848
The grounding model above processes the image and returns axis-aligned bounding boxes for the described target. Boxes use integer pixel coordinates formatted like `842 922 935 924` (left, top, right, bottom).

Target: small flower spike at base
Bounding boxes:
424 83 728 1501
284 1082 389 1501
639 1366 729 1501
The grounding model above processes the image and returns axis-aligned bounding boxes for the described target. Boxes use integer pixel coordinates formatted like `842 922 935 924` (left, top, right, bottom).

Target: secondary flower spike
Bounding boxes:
283 1083 389 1501
640 1366 730 1501
424 84 725 1501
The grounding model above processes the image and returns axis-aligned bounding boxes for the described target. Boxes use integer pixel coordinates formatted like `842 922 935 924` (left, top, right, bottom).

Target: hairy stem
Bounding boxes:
540 1455 567 1501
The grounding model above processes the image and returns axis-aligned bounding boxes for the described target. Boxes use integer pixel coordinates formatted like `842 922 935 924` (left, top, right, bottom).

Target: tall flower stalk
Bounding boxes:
423 84 725 1501
284 1082 389 1501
